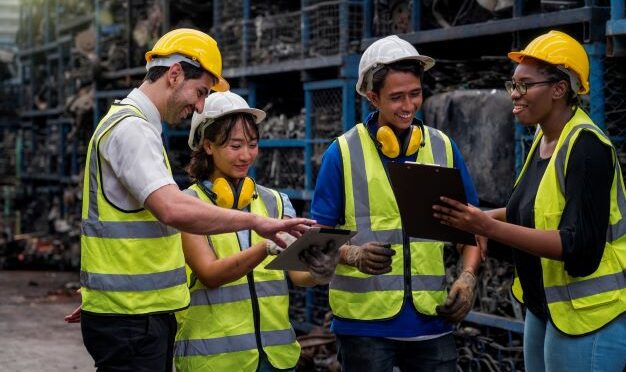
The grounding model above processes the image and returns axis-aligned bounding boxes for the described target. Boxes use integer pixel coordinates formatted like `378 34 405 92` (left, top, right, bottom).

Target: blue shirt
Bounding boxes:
310 113 479 338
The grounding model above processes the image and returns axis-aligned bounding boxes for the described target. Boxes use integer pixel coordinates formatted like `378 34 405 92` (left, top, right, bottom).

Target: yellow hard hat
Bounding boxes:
145 28 229 92
508 30 589 94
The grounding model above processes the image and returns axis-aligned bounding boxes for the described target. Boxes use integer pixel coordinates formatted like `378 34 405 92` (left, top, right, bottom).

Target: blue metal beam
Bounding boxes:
343 79 357 132
606 19 626 36
363 0 373 38
223 55 343 78
363 7 609 49
304 79 343 90
610 0 624 21
412 0 421 31
259 139 308 148
585 42 605 130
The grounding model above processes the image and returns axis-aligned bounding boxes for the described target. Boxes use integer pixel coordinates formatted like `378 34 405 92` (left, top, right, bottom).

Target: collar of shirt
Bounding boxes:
120 88 163 135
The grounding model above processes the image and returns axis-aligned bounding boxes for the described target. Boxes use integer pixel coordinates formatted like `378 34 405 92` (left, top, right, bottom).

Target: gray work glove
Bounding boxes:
344 242 395 275
299 242 340 285
436 270 477 322
265 232 297 255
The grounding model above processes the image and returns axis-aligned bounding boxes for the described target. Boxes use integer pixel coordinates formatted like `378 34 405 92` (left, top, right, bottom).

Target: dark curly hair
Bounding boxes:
534 58 580 107
185 112 259 183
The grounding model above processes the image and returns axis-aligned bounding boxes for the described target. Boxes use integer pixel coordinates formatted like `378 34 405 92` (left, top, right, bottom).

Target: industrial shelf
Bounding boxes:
384 7 610 46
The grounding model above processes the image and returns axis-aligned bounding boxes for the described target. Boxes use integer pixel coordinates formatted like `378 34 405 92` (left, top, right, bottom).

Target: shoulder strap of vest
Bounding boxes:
554 123 614 194
256 185 283 219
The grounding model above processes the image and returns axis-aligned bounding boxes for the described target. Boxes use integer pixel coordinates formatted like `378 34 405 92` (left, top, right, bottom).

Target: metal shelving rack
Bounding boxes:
13 0 93 232
4 2 625 366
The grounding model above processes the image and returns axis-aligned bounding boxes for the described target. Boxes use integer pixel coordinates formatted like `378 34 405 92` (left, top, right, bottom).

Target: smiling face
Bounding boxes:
164 68 212 126
509 59 562 126
366 70 423 133
203 118 259 182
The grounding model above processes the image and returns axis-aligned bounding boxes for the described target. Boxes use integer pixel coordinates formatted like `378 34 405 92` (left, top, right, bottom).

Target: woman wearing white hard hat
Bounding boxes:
310 35 481 371
174 91 340 372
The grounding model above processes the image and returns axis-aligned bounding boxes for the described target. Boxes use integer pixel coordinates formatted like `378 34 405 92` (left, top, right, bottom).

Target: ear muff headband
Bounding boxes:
376 123 424 158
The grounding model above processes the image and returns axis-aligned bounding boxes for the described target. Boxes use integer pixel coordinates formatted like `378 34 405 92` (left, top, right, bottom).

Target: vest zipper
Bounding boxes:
241 230 266 362
402 229 411 300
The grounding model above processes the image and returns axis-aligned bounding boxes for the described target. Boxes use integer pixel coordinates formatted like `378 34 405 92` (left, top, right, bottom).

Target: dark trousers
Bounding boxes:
81 311 176 372
336 333 457 372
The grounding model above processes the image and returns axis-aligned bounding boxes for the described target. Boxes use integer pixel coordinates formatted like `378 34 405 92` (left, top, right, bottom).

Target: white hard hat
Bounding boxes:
188 91 266 150
356 35 435 97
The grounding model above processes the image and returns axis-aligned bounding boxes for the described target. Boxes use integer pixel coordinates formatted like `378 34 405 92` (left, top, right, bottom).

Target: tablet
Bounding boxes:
265 227 356 271
388 162 475 245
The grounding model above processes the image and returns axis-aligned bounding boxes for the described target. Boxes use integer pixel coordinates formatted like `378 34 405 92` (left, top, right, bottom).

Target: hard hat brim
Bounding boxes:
210 107 266 124
212 76 230 92
507 51 525 63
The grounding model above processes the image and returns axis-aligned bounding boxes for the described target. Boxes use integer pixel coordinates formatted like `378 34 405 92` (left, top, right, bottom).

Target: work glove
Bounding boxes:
344 242 395 275
265 232 297 255
436 270 477 323
299 242 340 285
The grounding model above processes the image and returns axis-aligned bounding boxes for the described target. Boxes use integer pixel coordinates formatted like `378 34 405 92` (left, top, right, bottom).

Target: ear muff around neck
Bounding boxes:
376 124 424 158
211 177 256 209
403 124 423 156
376 126 401 158
236 177 256 209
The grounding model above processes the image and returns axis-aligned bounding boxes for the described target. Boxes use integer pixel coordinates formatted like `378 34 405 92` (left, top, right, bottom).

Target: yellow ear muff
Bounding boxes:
211 178 235 209
376 126 400 158
211 177 256 209
404 125 422 156
236 177 256 210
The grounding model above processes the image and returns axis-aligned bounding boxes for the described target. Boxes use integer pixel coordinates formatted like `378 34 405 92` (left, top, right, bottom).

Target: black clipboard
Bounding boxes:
265 227 356 271
388 162 475 245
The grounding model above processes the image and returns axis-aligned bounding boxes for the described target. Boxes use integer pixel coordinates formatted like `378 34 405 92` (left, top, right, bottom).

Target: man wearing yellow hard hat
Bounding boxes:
69 28 315 371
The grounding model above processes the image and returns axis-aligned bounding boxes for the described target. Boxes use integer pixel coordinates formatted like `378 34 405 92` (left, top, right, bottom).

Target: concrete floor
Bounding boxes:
0 270 94 371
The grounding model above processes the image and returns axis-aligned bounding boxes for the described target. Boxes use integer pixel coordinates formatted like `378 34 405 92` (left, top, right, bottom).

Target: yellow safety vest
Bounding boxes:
80 104 188 314
174 183 300 372
512 108 626 335
330 123 454 320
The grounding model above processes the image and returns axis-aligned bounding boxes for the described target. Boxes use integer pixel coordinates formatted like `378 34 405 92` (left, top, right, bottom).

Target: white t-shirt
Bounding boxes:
98 88 176 210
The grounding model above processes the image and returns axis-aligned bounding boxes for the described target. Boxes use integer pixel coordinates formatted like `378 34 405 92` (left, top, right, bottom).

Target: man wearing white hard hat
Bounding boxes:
310 35 482 371
174 91 340 372
66 29 314 371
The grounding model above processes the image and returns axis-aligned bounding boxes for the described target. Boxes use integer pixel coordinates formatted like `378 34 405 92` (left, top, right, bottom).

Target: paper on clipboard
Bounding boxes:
388 162 475 245
265 227 356 271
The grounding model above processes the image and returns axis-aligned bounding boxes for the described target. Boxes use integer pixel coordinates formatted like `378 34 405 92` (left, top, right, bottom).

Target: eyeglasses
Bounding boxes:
504 80 557 95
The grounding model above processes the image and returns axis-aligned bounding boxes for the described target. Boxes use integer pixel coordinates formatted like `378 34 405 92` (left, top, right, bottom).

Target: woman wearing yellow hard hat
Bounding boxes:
173 91 340 372
433 30 626 371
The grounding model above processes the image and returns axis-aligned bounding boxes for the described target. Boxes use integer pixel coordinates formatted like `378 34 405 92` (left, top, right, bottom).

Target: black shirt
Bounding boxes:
505 131 614 320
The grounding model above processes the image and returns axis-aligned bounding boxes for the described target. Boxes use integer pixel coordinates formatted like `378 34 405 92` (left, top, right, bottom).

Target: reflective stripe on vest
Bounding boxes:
174 183 300 372
189 279 287 305
329 123 450 320
553 124 626 243
80 104 188 314
514 108 626 335
175 329 296 357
